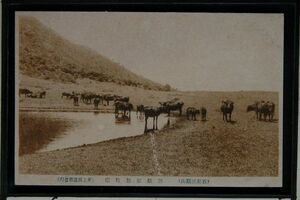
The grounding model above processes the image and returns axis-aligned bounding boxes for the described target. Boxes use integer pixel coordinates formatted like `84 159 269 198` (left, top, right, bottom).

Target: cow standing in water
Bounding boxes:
115 101 133 119
136 105 144 119
220 100 234 122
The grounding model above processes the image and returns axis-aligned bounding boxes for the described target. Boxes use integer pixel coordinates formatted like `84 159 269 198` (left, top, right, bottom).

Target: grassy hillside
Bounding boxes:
19 16 171 91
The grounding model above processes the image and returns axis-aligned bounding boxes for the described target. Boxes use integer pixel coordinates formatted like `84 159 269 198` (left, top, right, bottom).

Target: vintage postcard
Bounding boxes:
15 11 283 187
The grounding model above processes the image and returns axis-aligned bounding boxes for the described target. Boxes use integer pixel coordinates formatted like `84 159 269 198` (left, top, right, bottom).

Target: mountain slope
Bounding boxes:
19 16 170 91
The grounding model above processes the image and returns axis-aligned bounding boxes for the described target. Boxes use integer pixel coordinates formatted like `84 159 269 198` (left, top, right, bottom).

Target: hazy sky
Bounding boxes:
17 12 284 91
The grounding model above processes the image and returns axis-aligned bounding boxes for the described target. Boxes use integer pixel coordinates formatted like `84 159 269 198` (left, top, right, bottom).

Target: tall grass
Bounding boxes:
19 113 71 156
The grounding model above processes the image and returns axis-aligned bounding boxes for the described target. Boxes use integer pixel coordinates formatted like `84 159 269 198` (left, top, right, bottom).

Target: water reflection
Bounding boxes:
28 111 175 152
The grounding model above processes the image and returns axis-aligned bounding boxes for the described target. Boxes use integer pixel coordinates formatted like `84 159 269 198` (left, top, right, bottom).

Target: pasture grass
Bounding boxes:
155 116 278 176
18 79 279 177
19 113 71 155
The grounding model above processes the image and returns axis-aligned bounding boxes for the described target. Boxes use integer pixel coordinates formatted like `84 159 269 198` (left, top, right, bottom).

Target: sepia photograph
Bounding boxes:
15 11 283 187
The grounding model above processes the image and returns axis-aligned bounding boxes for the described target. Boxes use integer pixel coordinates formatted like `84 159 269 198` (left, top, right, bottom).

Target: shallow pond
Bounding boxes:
23 111 175 152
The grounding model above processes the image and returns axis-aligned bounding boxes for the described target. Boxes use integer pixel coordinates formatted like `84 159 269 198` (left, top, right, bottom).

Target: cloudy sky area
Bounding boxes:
17 12 283 91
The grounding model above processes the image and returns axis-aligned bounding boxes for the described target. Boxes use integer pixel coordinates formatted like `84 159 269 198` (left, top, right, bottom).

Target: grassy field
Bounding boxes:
18 75 279 177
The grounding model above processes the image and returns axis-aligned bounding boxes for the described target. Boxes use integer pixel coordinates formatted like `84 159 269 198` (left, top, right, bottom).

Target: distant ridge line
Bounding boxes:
19 16 173 92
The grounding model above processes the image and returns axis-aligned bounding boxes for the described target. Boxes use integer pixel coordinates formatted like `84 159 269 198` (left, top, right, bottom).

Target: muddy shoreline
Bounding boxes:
20 113 279 177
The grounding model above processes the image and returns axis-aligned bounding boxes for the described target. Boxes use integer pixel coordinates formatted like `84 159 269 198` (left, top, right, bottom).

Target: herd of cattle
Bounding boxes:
19 88 46 99
61 91 130 108
19 88 276 133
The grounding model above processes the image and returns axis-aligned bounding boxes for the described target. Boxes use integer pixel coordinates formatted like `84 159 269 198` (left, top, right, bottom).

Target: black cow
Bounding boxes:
144 106 164 133
200 107 207 121
186 107 200 121
220 100 234 122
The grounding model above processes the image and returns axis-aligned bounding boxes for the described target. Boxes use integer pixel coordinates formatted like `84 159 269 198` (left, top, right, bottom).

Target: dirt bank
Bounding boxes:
20 113 278 176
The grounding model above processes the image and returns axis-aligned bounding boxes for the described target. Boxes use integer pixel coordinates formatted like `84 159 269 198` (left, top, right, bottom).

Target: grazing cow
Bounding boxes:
27 91 45 98
159 100 184 116
62 92 73 99
92 94 103 105
103 94 115 105
144 106 164 133
115 96 129 103
70 95 79 106
186 107 200 121
247 101 263 120
80 92 87 103
247 101 275 121
261 101 275 121
72 91 81 96
200 107 207 121
39 91 46 98
94 97 101 109
28 93 37 98
19 88 33 98
115 101 133 119
81 92 96 104
220 100 234 122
